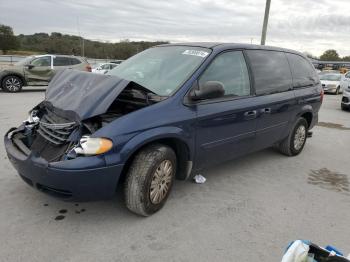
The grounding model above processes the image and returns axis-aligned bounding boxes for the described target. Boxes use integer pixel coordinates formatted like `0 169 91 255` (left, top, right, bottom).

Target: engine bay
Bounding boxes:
10 83 164 162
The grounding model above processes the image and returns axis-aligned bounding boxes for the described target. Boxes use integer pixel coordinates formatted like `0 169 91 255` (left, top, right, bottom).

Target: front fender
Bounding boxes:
118 126 194 165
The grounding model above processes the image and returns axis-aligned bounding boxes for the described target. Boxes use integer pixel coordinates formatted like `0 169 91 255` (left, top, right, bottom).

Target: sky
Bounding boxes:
1 0 350 57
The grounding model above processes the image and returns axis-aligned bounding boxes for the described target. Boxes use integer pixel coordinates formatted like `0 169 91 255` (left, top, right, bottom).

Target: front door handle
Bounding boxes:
244 110 257 120
261 108 271 114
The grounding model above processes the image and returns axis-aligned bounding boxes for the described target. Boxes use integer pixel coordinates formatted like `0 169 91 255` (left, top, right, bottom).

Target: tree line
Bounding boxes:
0 24 167 59
1 24 350 61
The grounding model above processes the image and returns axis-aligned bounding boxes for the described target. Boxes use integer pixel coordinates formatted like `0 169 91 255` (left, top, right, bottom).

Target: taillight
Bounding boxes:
320 89 324 103
85 65 92 72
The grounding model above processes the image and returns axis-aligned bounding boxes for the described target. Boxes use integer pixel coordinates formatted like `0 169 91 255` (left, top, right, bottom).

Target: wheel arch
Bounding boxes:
119 128 194 182
1 73 27 87
296 105 313 128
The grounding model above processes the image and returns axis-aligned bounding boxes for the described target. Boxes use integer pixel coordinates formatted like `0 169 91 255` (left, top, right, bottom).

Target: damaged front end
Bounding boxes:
4 70 164 200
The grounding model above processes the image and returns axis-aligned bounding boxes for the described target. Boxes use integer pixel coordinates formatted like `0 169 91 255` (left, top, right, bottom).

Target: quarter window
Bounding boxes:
199 51 251 97
246 50 292 95
286 53 318 88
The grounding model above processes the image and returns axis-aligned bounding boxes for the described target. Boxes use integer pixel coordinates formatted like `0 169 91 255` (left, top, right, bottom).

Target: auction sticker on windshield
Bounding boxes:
182 50 209 57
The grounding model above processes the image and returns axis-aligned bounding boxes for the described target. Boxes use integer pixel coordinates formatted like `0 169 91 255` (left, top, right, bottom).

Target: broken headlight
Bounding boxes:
72 136 113 156
24 110 39 124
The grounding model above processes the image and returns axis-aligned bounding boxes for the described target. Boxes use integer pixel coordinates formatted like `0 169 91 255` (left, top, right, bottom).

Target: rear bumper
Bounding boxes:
4 130 124 201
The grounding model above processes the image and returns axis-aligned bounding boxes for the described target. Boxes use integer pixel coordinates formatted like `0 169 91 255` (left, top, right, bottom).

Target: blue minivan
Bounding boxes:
4 43 323 216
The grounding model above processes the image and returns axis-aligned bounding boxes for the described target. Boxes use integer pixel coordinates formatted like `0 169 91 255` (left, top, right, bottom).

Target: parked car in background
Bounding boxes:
341 72 350 110
0 54 91 92
92 63 118 74
4 43 322 216
320 73 343 94
318 70 339 75
110 60 123 65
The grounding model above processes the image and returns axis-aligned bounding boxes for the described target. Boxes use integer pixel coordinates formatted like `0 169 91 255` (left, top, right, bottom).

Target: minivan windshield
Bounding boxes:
108 46 211 96
319 74 341 81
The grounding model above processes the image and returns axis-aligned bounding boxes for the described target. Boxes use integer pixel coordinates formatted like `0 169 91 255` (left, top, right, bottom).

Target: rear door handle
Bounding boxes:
244 110 257 120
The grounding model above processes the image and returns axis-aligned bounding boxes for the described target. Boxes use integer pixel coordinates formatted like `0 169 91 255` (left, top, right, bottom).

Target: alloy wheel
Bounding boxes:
5 77 21 92
150 160 173 204
294 125 306 150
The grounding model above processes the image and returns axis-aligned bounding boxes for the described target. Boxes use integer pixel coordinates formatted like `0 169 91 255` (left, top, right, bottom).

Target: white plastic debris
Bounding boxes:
193 174 206 184
281 240 309 262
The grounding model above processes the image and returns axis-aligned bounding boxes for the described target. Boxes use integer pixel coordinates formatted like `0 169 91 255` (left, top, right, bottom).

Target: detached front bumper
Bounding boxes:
4 129 124 201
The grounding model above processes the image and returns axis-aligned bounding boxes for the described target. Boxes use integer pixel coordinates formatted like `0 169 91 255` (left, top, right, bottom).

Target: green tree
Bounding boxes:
303 52 318 60
320 49 340 61
0 24 19 54
342 56 350 62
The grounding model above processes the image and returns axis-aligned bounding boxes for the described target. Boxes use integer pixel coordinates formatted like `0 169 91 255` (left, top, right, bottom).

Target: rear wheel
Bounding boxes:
2 75 23 92
124 144 177 216
278 117 308 156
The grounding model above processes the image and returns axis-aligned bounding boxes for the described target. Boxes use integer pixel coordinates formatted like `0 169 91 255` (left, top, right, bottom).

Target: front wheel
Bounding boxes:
277 117 308 156
2 75 23 92
124 144 177 216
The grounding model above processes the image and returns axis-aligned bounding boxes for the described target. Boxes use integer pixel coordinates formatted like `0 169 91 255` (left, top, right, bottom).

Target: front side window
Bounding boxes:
199 51 251 97
286 53 318 88
101 64 110 70
109 46 211 96
246 50 292 95
31 56 51 67
345 72 350 79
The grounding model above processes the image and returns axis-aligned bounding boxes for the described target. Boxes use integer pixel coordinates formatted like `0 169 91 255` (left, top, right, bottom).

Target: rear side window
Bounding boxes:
199 51 251 97
53 57 70 66
246 50 292 95
286 53 318 88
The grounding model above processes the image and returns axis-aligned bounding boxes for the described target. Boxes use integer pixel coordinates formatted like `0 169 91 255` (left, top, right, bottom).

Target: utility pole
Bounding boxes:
261 0 271 45
77 17 85 57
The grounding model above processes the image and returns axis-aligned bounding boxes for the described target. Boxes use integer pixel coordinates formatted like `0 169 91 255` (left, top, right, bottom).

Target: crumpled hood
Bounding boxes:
45 69 131 120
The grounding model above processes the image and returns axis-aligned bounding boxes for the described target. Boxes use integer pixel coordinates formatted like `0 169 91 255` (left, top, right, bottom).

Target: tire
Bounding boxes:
2 75 23 92
124 144 177 216
341 104 348 111
278 117 308 156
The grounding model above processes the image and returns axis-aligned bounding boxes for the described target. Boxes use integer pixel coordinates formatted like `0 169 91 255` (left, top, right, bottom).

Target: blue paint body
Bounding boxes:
4 43 322 201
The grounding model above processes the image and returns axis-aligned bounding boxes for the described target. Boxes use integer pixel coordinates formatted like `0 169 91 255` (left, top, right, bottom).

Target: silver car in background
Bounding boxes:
319 73 343 94
341 72 350 110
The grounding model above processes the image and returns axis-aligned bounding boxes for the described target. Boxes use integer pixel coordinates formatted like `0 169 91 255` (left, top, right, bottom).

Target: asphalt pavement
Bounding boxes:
0 87 349 262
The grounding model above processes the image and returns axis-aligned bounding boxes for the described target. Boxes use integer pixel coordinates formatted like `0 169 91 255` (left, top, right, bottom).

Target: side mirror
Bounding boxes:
190 81 225 101
25 64 35 70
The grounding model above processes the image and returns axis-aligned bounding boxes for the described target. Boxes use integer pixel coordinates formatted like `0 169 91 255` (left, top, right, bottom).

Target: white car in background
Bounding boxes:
92 63 118 74
319 73 343 94
341 72 350 110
